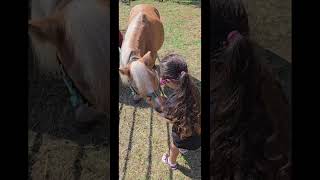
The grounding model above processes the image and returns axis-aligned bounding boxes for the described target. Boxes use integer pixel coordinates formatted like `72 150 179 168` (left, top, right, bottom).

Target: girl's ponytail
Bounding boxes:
179 71 189 90
223 30 253 82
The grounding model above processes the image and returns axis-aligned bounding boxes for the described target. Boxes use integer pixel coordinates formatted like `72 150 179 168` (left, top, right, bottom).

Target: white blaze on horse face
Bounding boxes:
131 61 163 111
130 61 156 96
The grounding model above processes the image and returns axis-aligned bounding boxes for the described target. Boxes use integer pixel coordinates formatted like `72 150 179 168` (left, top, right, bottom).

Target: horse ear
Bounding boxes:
28 13 64 45
119 66 130 76
141 51 155 68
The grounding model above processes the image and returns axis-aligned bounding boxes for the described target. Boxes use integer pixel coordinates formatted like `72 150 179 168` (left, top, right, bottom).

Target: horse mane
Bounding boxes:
119 12 148 86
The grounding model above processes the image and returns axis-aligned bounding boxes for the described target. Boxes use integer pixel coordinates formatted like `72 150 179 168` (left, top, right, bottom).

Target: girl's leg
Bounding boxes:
162 143 179 170
169 142 180 164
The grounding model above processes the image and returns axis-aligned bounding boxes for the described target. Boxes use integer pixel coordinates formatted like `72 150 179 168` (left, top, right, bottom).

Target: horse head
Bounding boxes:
119 51 165 112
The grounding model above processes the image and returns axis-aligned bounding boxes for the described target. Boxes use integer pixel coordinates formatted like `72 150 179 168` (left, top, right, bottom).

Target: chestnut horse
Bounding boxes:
29 0 110 122
119 4 165 111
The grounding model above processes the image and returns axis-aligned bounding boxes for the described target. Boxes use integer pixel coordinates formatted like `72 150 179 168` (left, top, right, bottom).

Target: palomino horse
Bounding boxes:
29 0 110 123
119 4 165 112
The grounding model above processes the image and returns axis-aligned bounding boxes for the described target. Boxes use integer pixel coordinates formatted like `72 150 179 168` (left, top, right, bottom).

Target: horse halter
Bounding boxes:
147 67 164 100
56 52 89 108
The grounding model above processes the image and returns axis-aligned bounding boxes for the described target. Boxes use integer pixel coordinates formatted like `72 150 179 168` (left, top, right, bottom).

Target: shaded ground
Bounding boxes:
244 0 292 62
119 0 201 179
28 76 110 180
28 37 109 180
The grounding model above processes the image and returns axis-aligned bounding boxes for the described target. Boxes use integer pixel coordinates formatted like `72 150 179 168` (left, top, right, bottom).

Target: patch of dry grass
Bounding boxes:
80 146 110 180
31 135 79 180
29 133 110 180
28 78 110 180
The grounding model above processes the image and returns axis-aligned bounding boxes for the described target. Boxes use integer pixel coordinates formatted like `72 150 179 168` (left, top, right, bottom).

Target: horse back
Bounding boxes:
128 4 164 52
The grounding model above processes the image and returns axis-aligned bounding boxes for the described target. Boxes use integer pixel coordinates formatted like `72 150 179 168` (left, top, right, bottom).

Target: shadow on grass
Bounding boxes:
166 122 173 180
119 102 124 115
165 121 201 179
145 108 154 179
28 78 109 147
28 77 109 180
177 148 201 179
121 107 137 180
119 81 150 108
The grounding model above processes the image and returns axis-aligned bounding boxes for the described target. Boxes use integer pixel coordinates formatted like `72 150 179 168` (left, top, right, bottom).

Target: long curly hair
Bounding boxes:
210 0 290 179
160 53 201 140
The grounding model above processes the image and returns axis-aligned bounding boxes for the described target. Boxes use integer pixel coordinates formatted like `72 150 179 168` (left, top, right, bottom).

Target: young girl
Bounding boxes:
157 53 201 170
210 0 291 179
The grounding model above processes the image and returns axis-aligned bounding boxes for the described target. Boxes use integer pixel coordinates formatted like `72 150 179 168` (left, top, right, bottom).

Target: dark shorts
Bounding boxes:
172 130 201 150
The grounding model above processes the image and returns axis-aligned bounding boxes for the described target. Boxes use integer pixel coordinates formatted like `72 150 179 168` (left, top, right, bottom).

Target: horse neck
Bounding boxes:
64 0 110 113
121 13 152 66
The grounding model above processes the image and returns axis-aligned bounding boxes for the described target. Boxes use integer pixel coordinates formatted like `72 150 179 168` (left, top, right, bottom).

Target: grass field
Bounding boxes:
119 0 201 179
